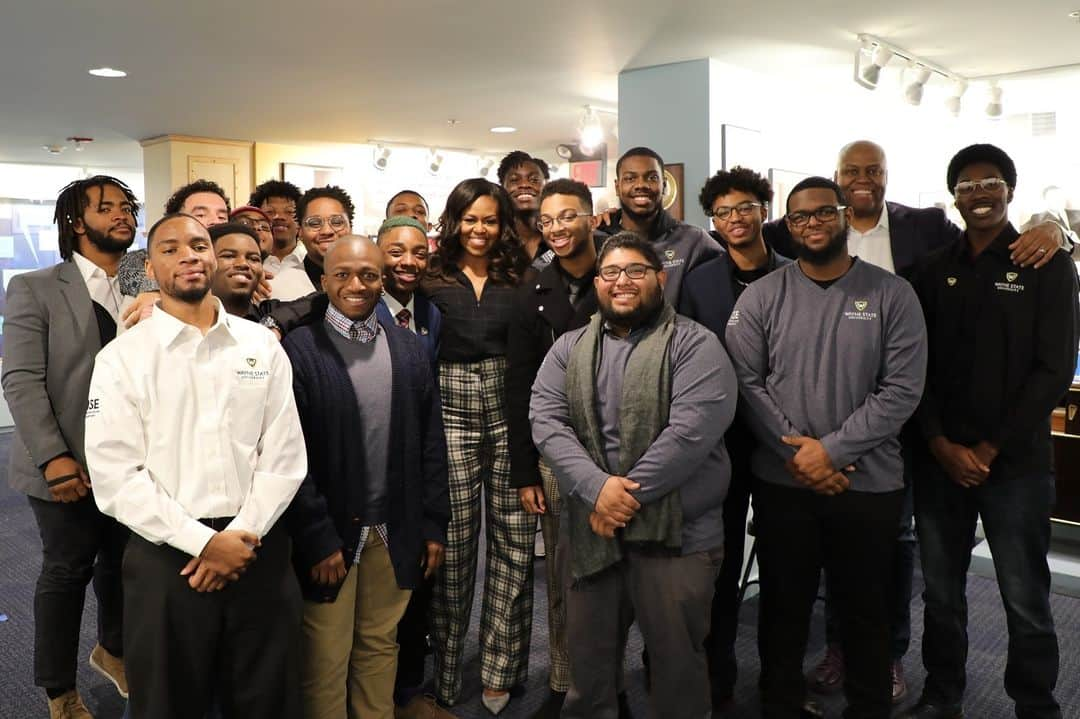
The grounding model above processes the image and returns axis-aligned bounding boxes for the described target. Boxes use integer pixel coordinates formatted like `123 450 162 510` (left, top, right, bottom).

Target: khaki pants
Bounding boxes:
301 534 412 719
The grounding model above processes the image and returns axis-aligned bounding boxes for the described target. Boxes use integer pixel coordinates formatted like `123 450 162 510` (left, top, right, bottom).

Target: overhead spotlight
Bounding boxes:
859 44 893 88
578 105 604 154
478 157 494 176
985 83 1003 119
42 144 66 155
372 145 391 171
428 150 444 176
944 79 967 117
903 64 932 105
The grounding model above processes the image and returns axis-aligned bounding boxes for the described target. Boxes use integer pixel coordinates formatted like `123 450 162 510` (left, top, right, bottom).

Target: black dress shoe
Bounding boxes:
800 699 825 718
900 701 964 719
528 690 566 719
617 691 634 719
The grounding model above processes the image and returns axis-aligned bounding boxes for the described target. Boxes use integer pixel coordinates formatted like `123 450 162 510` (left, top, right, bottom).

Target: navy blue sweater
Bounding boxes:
282 298 450 601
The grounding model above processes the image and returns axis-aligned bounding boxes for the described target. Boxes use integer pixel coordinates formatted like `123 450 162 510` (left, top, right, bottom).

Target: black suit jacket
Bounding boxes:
505 263 598 489
763 201 962 280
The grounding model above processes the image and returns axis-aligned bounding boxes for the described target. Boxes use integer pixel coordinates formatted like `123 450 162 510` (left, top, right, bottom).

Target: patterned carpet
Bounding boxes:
1 430 1078 718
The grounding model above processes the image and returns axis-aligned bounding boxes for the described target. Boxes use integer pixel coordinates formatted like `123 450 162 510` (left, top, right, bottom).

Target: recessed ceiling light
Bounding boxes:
1071 10 1080 19
490 126 517 134
88 67 127 78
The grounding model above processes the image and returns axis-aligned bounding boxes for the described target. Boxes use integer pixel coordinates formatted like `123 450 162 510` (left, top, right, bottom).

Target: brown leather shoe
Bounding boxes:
47 690 94 719
88 643 128 699
892 660 908 704
809 644 844 694
395 694 458 719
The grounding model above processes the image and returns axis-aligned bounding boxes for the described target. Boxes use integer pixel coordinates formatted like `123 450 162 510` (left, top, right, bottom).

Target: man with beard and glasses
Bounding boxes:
597 147 721 310
3 176 138 719
903 145 1078 719
725 177 927 719
84 213 307 719
250 180 317 301
761 142 1065 702
530 232 737 719
498 151 550 263
681 166 791 713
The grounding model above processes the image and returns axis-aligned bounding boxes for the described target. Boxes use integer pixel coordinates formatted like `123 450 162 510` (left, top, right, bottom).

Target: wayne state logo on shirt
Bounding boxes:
727 309 740 326
843 299 877 321
661 248 684 270
236 357 270 383
994 271 1025 294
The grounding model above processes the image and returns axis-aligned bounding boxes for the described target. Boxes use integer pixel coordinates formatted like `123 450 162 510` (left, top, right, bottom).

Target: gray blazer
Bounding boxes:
2 261 103 501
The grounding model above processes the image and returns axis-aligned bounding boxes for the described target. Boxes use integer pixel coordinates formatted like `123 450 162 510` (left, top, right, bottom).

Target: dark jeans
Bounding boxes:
754 482 903 719
914 461 1061 719
122 526 301 719
394 573 435 705
704 462 752 702
28 495 128 690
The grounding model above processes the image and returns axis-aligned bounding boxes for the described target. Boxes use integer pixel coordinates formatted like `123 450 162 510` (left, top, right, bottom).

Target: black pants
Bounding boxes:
122 526 302 719
28 494 128 690
394 573 434 703
754 482 903 719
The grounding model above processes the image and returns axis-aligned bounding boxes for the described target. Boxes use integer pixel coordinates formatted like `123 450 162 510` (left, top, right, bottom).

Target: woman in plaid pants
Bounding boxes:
423 178 533 714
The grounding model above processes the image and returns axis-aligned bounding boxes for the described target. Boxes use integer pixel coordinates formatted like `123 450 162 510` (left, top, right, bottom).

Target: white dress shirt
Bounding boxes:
84 299 307 558
847 207 896 274
381 292 416 332
72 252 134 328
265 245 317 300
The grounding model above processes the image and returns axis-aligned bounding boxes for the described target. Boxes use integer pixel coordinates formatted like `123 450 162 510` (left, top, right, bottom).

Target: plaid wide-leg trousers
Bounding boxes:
430 357 535 704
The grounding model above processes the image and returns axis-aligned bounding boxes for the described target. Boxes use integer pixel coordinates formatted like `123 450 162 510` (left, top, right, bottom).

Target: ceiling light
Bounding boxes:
858 45 893 88
88 67 126 78
478 157 494 176
67 136 94 152
985 83 1003 118
944 79 967 117
903 64 932 105
578 106 604 154
42 144 66 155
428 150 444 176
372 145 391 171
490 126 516 134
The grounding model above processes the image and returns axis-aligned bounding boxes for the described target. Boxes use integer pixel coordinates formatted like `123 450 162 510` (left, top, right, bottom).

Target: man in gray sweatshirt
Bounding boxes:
530 232 736 719
725 177 927 719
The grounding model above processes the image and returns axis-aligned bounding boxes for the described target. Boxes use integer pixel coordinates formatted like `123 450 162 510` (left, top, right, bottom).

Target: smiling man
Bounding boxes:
297 185 355 289
281 236 450 719
499 151 550 262
906 145 1078 719
85 212 307 719
209 222 266 319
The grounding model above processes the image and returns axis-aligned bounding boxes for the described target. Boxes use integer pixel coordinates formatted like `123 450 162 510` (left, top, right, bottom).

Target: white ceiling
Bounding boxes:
1 0 1078 169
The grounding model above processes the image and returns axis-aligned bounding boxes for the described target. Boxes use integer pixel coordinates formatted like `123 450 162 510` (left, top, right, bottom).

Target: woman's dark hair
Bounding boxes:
54 175 140 261
428 178 527 285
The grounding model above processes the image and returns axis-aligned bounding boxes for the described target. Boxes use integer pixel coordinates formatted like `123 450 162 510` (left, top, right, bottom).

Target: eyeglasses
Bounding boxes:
786 205 846 227
236 217 271 233
706 201 764 220
537 211 590 230
953 178 1008 196
302 214 349 231
598 262 659 281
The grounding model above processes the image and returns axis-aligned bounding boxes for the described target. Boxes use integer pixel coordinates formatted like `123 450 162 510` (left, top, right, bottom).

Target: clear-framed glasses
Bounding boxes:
236 217 271 233
953 178 1008 196
537 211 590 230
786 205 846 227
707 201 764 220
302 214 349 231
597 262 658 281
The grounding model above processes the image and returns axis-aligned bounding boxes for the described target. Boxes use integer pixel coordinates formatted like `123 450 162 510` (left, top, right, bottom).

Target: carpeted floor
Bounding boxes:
2 430 1078 718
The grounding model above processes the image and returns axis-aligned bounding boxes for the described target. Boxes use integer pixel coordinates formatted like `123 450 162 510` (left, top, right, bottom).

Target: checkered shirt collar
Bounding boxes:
324 302 380 343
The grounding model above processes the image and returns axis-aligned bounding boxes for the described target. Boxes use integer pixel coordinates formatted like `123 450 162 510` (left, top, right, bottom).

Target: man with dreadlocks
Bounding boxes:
2 175 139 719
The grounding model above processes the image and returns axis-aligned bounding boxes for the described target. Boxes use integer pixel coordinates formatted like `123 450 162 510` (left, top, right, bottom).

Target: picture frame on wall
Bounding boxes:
768 168 811 221
721 124 763 173
662 163 685 222
281 163 344 189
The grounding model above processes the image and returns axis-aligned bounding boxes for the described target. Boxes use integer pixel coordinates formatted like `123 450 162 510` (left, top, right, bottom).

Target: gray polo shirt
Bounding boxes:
530 315 737 553
724 258 927 493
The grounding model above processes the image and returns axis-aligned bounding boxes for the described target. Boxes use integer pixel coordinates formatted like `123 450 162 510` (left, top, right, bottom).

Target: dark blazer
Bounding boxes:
506 263 598 489
763 201 961 281
681 245 792 344
2 261 103 501
375 293 442 372
282 297 450 601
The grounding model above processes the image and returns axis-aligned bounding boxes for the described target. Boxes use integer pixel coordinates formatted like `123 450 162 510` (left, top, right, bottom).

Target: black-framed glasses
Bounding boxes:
236 217 271 233
707 201 764 220
598 262 659 281
302 214 349 230
537 211 590 230
953 178 1008 196
786 205 846 227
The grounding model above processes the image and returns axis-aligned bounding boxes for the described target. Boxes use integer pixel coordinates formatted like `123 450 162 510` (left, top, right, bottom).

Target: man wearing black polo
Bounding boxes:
905 144 1078 719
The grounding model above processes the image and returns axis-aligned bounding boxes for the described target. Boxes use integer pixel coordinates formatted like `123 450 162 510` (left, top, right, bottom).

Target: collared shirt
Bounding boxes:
72 252 134 326
424 269 519 362
84 299 307 558
382 292 416 332
847 207 896 274
263 243 306 275
325 303 380 343
266 245 317 301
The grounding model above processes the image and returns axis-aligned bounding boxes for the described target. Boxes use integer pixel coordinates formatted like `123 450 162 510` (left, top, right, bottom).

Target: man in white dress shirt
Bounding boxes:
84 212 308 719
250 179 317 300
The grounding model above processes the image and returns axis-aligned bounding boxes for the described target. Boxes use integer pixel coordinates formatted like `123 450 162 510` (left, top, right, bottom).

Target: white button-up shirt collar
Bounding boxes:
72 252 132 326
847 206 896 274
380 292 416 333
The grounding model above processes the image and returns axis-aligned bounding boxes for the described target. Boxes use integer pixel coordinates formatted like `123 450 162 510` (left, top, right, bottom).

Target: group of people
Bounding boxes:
3 139 1075 719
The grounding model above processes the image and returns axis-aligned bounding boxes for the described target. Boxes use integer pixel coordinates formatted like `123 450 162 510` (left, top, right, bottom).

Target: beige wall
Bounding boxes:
140 135 254 224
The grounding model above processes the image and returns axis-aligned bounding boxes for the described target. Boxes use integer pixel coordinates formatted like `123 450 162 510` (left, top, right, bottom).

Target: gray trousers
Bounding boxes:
560 525 723 719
